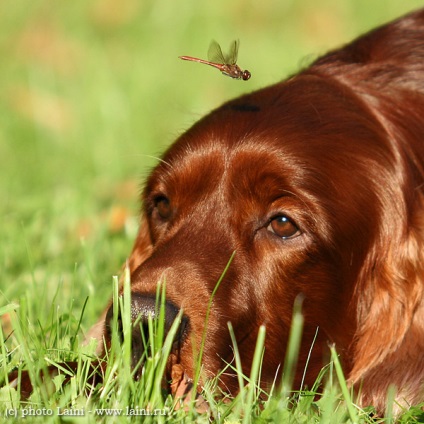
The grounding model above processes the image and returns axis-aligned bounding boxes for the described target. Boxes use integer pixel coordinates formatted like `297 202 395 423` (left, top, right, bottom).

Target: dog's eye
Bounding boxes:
154 196 172 220
268 216 300 239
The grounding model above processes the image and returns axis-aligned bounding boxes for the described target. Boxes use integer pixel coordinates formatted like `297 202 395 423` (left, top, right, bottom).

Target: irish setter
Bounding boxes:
92 9 424 413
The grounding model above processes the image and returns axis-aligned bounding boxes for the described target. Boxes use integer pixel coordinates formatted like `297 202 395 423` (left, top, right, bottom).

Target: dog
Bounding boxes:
89 8 424 413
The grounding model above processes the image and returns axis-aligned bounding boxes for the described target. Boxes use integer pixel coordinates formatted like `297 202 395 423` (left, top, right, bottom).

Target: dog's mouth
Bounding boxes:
169 362 209 412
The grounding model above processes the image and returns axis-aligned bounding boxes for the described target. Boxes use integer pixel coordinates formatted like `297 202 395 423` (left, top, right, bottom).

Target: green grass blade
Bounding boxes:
330 344 359 424
228 321 246 406
280 295 304 399
243 325 266 424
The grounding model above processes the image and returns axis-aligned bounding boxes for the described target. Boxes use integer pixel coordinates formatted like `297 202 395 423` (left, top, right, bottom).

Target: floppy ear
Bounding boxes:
350 201 424 410
128 215 153 274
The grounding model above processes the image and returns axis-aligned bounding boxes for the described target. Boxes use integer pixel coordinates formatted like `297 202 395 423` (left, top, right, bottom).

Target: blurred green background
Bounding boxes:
1 0 422 328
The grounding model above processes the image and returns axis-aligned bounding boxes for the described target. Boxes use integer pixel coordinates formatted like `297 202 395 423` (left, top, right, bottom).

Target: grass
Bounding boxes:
0 272 354 423
2 268 424 423
1 0 424 422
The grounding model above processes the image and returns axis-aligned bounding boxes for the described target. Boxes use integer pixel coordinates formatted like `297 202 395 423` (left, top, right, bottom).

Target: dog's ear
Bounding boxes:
128 216 153 274
350 198 424 410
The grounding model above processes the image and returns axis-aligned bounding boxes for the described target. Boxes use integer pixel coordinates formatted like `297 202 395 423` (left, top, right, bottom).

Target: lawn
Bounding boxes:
1 1 424 422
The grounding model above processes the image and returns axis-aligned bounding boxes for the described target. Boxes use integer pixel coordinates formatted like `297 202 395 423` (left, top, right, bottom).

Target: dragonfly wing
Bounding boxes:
226 39 239 65
208 40 226 64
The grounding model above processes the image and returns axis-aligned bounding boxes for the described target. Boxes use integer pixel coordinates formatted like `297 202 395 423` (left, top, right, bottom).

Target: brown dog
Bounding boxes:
91 8 424 413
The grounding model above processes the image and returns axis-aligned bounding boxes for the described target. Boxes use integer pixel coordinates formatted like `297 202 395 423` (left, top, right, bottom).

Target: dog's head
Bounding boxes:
100 9 424 412
105 74 422 392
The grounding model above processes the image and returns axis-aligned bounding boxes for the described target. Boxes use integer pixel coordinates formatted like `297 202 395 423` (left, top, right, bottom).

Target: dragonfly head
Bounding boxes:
242 70 251 81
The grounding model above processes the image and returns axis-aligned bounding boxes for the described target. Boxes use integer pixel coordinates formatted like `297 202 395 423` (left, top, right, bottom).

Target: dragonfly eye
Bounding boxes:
242 70 251 81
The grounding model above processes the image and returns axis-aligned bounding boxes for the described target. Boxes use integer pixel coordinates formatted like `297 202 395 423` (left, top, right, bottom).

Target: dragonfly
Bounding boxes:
179 40 251 81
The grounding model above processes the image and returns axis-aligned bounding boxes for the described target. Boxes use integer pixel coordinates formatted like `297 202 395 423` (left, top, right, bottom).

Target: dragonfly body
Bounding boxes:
179 40 251 81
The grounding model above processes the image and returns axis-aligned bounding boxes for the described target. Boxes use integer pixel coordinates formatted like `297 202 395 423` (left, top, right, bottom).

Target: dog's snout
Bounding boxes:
105 293 189 370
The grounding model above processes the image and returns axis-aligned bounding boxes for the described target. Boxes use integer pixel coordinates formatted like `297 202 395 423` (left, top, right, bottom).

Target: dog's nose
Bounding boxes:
105 293 189 370
130 293 179 332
